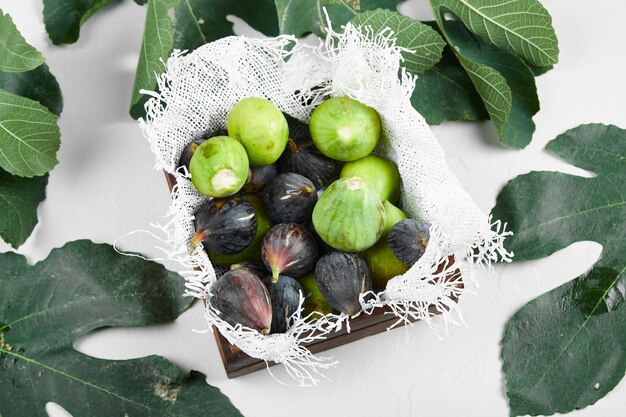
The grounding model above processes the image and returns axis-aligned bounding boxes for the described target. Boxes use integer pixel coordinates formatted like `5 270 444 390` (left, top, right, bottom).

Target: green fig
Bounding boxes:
300 272 334 320
312 176 385 252
227 97 289 166
381 200 407 235
189 136 249 197
360 201 409 290
309 96 381 161
341 155 401 203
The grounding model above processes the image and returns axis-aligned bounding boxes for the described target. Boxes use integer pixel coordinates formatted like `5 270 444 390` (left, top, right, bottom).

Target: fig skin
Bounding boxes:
227 97 289 166
360 201 409 291
340 155 401 204
243 164 278 193
189 136 249 197
178 128 228 172
315 252 372 315
309 96 381 161
388 219 431 267
209 195 273 265
210 269 272 334
312 176 386 252
262 172 317 224
192 196 257 256
178 138 207 173
230 261 271 286
262 223 319 283
268 275 303 333
278 139 338 189
300 272 334 320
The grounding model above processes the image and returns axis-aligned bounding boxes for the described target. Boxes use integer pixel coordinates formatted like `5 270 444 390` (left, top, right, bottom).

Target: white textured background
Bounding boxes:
0 1 624 416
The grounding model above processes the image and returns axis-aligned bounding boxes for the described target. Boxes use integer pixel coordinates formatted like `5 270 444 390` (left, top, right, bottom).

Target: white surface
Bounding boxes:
0 1 624 416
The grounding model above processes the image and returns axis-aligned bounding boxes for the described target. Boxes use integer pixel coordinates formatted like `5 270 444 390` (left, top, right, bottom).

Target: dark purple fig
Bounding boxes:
230 261 271 286
315 252 371 315
243 164 278 193
278 139 338 188
177 128 227 172
268 275 303 333
388 219 431 267
210 269 272 334
262 173 317 223
192 196 257 255
262 223 319 283
208 194 273 266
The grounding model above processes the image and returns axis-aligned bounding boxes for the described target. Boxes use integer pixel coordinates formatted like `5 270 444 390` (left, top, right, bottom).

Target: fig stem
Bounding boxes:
271 268 280 283
300 185 313 196
190 229 205 248
286 138 298 154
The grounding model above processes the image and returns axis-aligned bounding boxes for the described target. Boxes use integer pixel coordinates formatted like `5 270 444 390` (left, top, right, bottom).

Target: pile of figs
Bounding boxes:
181 96 431 334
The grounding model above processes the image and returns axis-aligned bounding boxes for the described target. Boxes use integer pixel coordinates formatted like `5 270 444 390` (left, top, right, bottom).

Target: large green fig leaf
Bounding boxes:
0 240 242 417
0 9 45 72
42 0 123 45
428 0 558 67
130 0 279 119
274 0 401 37
350 10 445 75
491 124 626 416
435 15 538 148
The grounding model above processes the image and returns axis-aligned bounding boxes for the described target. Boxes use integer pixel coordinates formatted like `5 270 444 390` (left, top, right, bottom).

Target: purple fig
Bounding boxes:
278 139 338 188
262 172 317 223
230 261 271 286
243 164 278 193
315 252 371 315
210 269 272 334
268 275 303 333
191 196 257 255
262 223 319 283
388 219 430 267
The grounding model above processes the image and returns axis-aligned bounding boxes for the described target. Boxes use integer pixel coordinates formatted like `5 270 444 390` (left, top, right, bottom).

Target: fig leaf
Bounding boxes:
492 124 626 416
0 240 242 417
428 0 558 67
0 61 62 248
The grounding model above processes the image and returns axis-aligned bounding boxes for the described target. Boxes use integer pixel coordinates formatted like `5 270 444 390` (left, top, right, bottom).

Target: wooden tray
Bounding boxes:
165 172 461 378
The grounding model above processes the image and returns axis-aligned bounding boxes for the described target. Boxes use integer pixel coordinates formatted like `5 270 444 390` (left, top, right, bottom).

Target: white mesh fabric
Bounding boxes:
139 23 512 386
